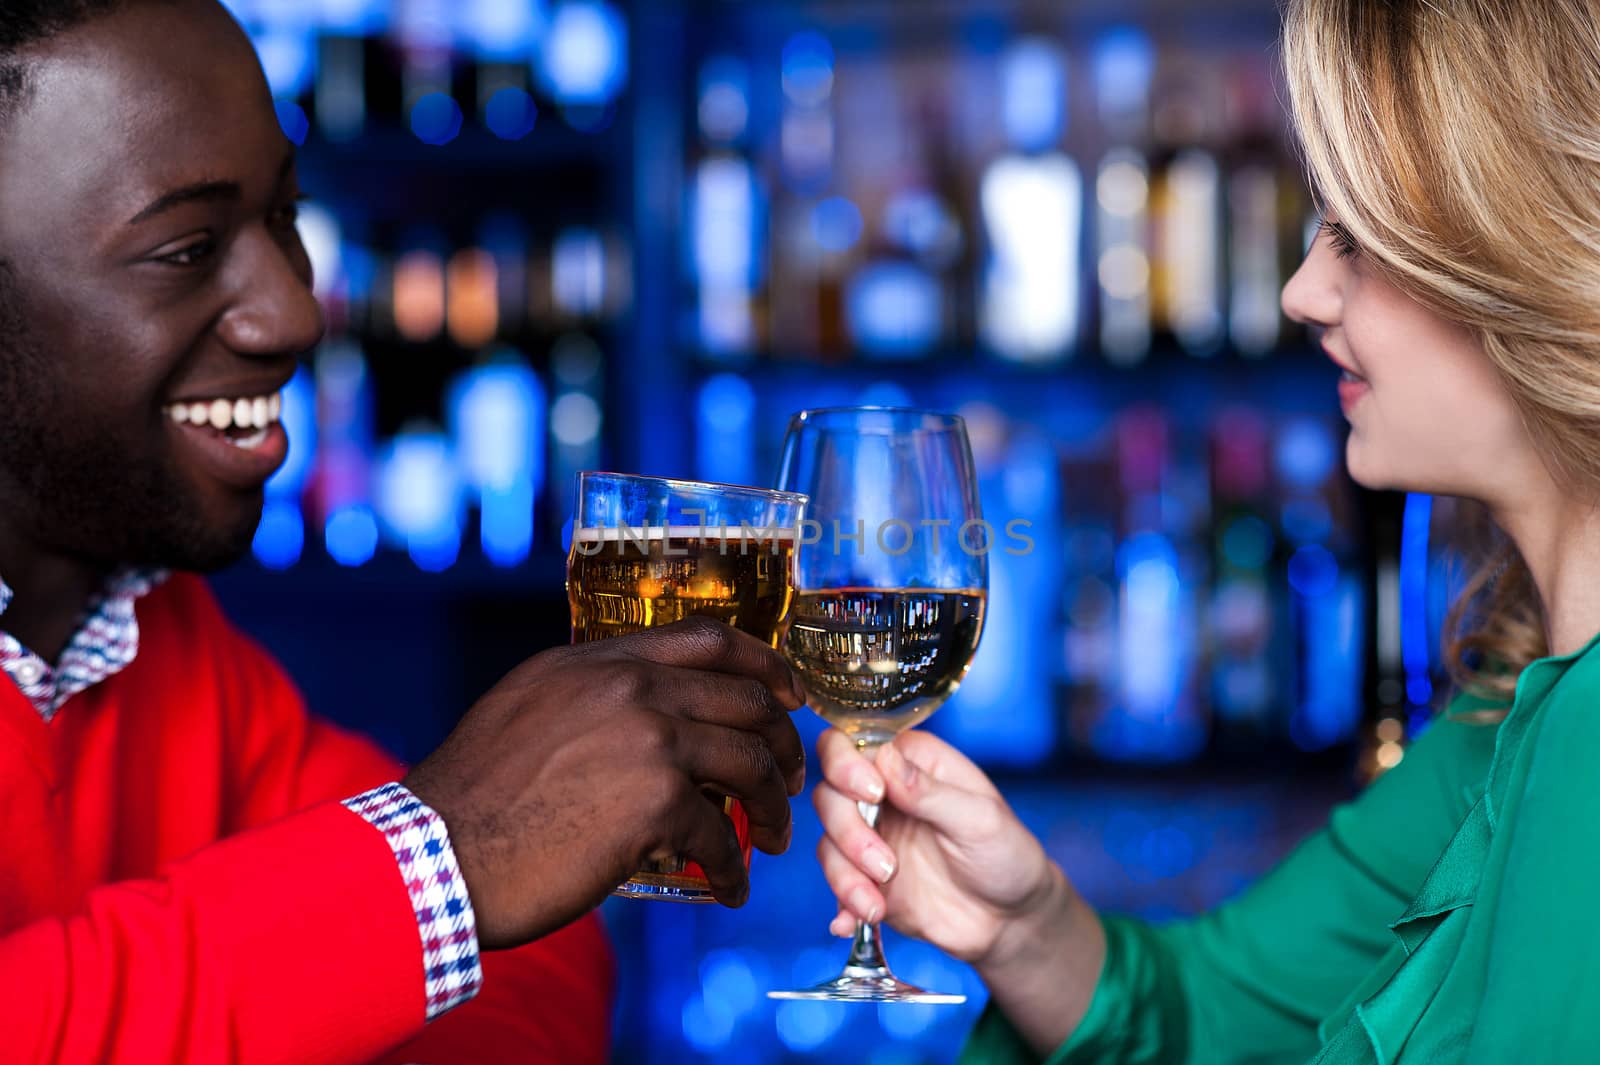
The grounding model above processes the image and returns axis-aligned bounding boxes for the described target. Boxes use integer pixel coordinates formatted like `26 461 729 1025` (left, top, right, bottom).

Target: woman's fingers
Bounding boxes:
818 833 885 927
891 729 1002 797
877 741 1007 849
812 779 898 883
816 728 886 803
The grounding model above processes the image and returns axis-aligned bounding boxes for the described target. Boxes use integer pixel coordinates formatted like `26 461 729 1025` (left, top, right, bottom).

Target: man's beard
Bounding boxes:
0 285 259 573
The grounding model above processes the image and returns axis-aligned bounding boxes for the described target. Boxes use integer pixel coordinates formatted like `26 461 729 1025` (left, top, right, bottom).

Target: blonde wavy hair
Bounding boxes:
1281 0 1600 701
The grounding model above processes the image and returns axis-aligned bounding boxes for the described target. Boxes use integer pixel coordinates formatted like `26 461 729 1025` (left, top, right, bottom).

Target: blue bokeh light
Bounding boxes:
1280 497 1334 545
1092 25 1156 119
265 368 317 498
253 28 316 99
781 31 835 107
538 1 629 106
774 1001 845 1052
847 262 942 358
680 992 735 1052
461 0 545 59
1001 38 1066 151
1276 418 1337 488
1287 544 1339 598
325 505 379 567
273 99 310 146
1400 493 1435 709
485 87 539 140
410 93 464 146
252 499 304 570
811 197 864 253
695 373 756 487
698 950 760 1019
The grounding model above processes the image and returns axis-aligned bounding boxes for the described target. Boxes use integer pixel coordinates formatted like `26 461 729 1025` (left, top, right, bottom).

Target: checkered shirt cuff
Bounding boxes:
344 782 484 1021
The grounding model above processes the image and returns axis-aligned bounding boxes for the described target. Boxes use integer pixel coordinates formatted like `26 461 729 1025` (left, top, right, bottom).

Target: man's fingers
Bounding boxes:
818 834 884 926
611 617 805 709
671 791 750 908
817 728 885 804
663 667 806 796
676 720 794 856
812 779 897 884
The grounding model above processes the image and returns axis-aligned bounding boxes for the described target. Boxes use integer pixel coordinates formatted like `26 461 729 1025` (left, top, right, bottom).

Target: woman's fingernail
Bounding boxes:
896 749 917 786
855 769 885 802
865 846 896 883
848 885 878 924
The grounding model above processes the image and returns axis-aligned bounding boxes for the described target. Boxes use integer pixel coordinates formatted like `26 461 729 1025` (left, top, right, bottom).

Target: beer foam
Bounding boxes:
572 524 798 542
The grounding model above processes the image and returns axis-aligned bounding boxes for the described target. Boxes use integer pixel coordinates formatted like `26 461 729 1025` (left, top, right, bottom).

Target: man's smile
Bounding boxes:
161 387 288 487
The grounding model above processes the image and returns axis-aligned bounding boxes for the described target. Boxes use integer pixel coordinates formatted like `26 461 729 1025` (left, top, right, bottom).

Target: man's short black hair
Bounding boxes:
0 2 135 127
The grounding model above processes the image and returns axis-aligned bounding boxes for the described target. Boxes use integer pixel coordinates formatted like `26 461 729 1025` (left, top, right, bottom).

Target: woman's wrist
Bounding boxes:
976 861 1077 975
975 863 1107 1056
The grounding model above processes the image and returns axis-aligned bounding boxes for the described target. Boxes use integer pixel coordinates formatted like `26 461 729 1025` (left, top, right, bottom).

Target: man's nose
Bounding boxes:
216 228 326 359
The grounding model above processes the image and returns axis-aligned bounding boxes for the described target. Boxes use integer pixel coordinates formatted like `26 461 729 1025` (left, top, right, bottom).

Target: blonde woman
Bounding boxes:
813 1 1600 1061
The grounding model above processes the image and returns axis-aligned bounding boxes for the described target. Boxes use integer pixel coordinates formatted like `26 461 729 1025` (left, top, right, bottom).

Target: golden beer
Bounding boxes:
566 522 799 900
568 526 796 644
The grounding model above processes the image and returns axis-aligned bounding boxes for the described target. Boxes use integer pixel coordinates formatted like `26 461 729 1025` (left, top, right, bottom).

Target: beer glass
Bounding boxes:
567 472 807 902
768 407 987 1003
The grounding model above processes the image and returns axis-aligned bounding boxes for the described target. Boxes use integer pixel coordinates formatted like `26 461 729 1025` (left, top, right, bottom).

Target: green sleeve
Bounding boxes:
1466 683 1600 1061
962 704 1501 1065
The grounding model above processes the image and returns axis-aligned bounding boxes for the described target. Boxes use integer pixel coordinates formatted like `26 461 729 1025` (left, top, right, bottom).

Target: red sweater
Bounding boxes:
0 574 613 1064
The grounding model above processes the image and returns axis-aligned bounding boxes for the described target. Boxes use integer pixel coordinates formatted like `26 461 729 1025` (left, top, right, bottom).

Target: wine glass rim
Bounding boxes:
577 470 809 505
787 406 967 431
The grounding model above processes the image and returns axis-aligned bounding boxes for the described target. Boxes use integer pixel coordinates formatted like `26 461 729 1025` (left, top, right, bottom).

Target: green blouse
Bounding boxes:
962 632 1600 1064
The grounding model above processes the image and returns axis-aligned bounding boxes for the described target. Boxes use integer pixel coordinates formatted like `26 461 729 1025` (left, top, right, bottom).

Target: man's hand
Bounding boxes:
403 616 807 950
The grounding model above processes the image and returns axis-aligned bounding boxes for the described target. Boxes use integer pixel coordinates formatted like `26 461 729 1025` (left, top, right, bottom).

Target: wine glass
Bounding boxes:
767 407 988 1004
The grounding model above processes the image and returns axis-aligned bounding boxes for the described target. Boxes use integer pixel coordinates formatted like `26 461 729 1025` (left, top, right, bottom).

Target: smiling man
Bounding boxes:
0 3 808 1063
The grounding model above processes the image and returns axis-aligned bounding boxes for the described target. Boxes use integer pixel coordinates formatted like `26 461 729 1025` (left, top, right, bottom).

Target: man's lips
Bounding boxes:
161 387 289 490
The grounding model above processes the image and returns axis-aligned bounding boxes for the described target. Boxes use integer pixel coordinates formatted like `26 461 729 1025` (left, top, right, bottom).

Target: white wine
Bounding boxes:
783 588 986 746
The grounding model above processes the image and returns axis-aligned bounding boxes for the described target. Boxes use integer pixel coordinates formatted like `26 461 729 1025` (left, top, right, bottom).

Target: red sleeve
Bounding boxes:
206 584 616 1064
0 801 430 1065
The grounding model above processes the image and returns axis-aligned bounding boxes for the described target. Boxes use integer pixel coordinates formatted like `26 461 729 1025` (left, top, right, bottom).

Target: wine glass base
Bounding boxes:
767 967 966 1004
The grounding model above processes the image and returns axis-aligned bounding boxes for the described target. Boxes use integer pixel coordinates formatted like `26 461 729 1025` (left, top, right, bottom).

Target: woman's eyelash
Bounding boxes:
1318 218 1360 260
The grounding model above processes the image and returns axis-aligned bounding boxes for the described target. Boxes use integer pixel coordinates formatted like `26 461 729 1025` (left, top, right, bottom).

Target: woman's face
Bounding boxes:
1281 214 1542 503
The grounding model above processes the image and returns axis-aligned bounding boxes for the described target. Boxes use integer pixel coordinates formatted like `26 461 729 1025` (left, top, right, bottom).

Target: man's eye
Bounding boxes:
156 238 217 267
271 195 308 232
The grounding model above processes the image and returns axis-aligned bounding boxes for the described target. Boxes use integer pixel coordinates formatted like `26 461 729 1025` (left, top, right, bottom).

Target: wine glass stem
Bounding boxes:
845 743 891 974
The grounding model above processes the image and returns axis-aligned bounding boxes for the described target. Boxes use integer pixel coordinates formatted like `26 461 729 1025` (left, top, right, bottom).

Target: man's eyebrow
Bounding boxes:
125 180 240 226
125 150 298 227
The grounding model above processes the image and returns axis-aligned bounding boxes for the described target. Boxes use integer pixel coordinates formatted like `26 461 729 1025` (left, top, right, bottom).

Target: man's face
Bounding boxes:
0 0 323 572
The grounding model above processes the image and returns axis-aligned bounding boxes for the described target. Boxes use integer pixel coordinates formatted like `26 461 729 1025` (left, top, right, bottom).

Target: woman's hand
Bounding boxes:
814 727 1070 968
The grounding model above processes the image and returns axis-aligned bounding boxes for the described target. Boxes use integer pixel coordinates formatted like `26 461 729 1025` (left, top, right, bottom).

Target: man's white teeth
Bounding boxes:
166 391 285 431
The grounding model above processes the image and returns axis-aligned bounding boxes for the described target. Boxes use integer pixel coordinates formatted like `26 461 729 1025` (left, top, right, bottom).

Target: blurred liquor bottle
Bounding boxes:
1223 56 1290 357
1095 407 1209 762
1057 430 1121 753
979 37 1083 365
767 32 847 362
1148 53 1225 359
1208 408 1280 748
690 56 765 360
835 55 955 362
1091 27 1156 366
